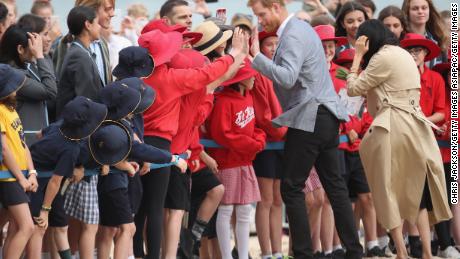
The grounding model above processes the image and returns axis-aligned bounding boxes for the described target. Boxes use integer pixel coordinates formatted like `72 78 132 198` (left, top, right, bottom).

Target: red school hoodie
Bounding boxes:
252 73 287 142
208 87 266 170
142 55 233 141
419 66 446 117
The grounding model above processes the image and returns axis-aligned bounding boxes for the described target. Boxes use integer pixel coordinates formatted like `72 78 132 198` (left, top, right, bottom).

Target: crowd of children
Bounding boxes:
0 0 458 258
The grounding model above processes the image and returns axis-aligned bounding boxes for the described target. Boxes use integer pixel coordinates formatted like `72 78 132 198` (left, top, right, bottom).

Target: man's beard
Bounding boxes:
0 95 17 111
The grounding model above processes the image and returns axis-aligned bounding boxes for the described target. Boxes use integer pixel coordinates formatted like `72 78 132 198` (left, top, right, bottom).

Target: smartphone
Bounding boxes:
216 8 227 23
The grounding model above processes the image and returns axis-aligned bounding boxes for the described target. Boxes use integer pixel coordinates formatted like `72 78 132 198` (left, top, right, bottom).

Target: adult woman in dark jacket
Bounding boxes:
0 24 57 145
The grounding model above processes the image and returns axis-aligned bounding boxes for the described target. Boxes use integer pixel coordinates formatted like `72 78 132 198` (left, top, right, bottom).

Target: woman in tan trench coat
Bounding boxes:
346 20 452 259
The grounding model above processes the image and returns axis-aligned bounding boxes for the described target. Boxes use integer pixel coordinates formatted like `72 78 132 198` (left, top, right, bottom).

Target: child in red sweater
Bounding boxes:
208 61 266 259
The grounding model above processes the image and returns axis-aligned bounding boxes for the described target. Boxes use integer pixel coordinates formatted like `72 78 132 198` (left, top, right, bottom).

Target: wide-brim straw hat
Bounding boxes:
193 21 233 55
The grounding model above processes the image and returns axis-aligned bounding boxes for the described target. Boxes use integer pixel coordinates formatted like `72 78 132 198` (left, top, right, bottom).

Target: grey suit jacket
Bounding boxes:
56 41 104 117
252 17 348 132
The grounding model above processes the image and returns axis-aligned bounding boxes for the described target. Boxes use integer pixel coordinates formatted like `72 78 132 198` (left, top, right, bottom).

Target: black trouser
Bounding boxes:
434 163 455 250
133 136 171 259
281 105 363 259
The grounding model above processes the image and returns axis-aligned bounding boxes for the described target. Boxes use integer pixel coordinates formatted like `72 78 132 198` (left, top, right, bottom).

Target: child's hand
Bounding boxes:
139 162 150 176
175 158 188 173
34 211 49 229
19 177 31 192
347 129 359 144
28 174 38 192
71 167 84 183
100 165 110 176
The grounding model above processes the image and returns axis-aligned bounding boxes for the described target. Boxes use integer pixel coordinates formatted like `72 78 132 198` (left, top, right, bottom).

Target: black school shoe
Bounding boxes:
366 246 392 257
331 248 345 259
231 247 252 259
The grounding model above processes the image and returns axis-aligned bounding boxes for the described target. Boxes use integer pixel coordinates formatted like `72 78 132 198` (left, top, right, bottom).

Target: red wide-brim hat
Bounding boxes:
183 31 203 45
334 48 355 65
221 59 258 86
169 48 207 69
138 30 182 67
258 30 277 44
400 33 441 62
141 18 187 34
314 25 347 47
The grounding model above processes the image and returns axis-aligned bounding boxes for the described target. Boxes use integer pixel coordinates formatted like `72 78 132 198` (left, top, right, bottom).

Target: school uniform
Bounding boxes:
252 73 286 180
208 87 265 205
0 104 30 207
12 59 57 146
419 66 446 117
56 39 104 116
29 121 80 227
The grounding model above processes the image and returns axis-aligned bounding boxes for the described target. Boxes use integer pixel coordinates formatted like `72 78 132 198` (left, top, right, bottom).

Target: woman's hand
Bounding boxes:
28 174 38 192
229 28 249 59
27 32 44 59
355 35 369 57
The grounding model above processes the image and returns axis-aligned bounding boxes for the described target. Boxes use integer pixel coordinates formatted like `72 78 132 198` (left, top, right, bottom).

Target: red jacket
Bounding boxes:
142 55 233 141
339 110 373 152
438 90 454 163
252 73 287 141
330 62 347 93
420 66 446 117
208 88 266 169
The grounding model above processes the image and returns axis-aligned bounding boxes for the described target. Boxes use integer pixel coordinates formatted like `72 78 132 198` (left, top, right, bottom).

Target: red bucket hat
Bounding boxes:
314 25 347 47
138 30 182 67
432 49 451 73
258 30 277 45
141 18 186 34
335 48 355 65
400 33 441 62
169 49 207 69
221 59 258 86
182 31 203 45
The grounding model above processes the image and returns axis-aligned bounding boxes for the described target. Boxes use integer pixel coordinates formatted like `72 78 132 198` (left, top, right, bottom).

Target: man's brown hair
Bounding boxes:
247 0 285 8
74 0 114 9
31 1 53 15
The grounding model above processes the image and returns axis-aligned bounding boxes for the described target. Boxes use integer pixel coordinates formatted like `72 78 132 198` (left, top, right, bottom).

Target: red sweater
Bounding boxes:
339 110 373 152
438 92 454 163
142 55 233 141
171 88 207 154
208 88 266 169
330 62 347 93
252 73 287 141
420 66 446 117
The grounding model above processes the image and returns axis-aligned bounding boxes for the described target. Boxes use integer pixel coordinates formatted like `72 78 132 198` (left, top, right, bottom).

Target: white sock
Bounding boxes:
378 235 390 249
235 204 252 259
333 245 343 251
324 250 333 255
367 240 379 250
262 255 273 259
273 252 283 259
128 255 135 259
216 205 234 259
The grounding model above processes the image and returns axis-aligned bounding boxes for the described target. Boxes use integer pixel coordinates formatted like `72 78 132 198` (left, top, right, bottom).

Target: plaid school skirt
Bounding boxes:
217 165 261 205
64 175 99 224
303 167 322 193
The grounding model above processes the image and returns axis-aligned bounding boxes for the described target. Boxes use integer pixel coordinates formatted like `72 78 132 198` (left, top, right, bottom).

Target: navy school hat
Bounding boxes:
59 96 108 140
89 120 132 165
113 46 155 79
0 64 26 99
118 77 156 114
98 81 142 120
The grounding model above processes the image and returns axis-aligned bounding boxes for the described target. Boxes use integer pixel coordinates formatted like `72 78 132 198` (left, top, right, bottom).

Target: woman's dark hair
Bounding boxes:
17 14 46 34
378 5 408 40
64 5 97 43
356 19 399 69
0 2 8 25
205 49 223 62
335 1 369 37
0 24 33 68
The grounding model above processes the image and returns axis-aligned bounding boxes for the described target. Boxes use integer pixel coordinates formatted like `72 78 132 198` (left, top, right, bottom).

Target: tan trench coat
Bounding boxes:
347 45 452 230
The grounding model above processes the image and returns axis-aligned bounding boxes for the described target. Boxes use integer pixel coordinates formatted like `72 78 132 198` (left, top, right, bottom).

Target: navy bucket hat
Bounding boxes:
59 96 108 140
89 120 132 165
118 77 156 114
98 81 142 120
0 64 26 99
113 46 155 79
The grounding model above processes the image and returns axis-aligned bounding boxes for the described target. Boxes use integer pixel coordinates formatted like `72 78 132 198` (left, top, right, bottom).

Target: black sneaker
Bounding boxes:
313 251 324 259
332 248 345 259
